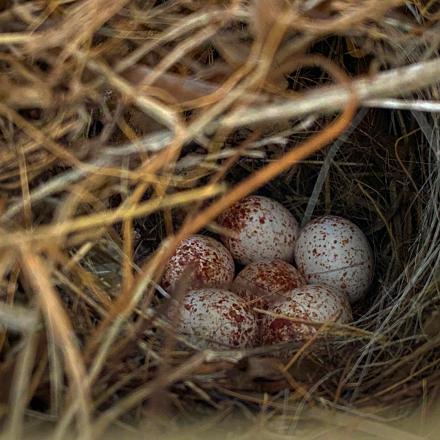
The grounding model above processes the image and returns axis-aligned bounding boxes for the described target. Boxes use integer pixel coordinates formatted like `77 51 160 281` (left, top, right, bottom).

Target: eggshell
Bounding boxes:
161 235 235 294
217 195 299 265
174 288 258 349
231 259 306 307
261 284 352 346
294 215 373 303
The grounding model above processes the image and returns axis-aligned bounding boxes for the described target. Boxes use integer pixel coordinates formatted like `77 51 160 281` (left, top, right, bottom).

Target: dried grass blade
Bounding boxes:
0 183 226 250
3 330 39 440
20 249 92 440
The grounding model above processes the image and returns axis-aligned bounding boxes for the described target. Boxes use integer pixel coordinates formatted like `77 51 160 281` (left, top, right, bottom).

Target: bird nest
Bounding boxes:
0 1 439 439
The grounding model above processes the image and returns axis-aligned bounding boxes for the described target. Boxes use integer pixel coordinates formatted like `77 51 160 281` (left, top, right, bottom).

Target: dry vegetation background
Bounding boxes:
0 0 440 439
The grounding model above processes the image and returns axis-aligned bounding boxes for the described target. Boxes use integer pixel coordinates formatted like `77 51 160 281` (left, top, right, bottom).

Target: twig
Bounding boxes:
220 58 440 128
364 98 440 112
0 302 39 333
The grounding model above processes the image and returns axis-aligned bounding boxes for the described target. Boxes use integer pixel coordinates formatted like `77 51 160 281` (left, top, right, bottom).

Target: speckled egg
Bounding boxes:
261 284 352 346
294 215 373 303
217 195 299 265
174 288 258 349
231 259 306 307
161 235 235 294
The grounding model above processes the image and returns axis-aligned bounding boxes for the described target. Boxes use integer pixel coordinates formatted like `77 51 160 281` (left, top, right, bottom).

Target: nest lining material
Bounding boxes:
0 0 439 438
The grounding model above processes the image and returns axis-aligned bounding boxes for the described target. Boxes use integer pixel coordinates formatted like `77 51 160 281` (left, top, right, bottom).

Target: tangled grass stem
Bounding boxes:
0 0 439 438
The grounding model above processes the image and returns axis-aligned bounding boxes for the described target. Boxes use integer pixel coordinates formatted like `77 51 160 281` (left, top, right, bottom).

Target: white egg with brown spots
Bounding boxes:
261 284 352 346
294 215 373 303
217 195 300 265
231 259 306 307
174 288 258 349
161 235 235 294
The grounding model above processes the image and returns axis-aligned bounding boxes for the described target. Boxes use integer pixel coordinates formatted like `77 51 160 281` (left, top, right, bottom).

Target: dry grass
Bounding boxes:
0 0 439 439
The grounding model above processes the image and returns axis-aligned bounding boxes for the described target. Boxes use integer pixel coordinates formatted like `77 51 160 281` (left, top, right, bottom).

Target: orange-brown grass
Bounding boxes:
0 1 439 439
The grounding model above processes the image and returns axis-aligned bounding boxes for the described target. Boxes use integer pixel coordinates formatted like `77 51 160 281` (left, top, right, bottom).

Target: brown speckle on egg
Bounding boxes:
294 215 374 303
217 195 300 265
261 284 352 347
161 235 235 294
231 259 306 307
174 288 258 349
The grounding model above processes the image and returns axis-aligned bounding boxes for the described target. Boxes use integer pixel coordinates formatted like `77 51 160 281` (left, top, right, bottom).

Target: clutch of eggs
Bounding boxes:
217 195 300 265
294 215 373 303
159 197 373 352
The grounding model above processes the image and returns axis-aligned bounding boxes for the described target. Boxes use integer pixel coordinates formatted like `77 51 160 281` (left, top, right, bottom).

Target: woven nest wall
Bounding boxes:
0 1 439 439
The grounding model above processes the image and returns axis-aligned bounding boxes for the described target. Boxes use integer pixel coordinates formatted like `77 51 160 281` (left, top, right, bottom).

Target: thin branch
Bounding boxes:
220 58 440 127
